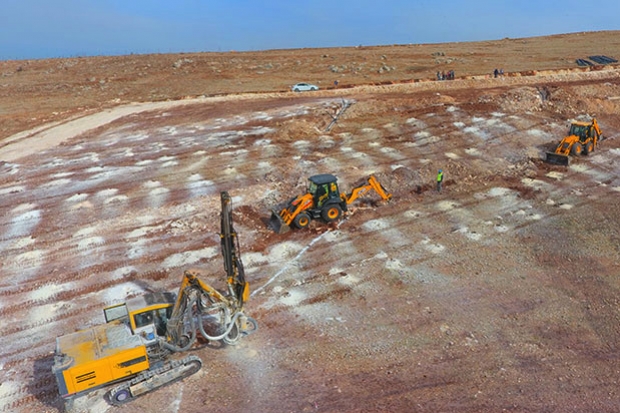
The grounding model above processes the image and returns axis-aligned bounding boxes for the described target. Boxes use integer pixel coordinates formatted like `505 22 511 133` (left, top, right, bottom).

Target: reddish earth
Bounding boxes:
1 31 620 413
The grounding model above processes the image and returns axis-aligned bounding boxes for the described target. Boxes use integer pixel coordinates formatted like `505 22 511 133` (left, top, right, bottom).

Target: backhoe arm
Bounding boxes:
342 175 392 205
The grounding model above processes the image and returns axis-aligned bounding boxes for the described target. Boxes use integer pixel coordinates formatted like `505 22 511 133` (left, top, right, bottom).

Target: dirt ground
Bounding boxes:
1 31 620 413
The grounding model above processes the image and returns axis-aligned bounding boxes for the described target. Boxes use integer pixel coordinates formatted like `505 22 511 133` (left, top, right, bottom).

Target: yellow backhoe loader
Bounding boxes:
270 174 392 234
546 118 603 166
52 192 257 406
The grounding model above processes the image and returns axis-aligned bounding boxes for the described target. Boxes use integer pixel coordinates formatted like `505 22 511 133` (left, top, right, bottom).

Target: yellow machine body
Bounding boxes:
53 322 149 397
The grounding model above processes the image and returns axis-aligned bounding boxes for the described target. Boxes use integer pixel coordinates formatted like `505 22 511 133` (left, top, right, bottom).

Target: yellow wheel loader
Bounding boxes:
546 118 603 166
270 174 392 234
52 192 257 406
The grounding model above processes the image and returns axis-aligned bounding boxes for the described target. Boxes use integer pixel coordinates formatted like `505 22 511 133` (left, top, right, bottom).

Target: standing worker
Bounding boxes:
436 169 444 192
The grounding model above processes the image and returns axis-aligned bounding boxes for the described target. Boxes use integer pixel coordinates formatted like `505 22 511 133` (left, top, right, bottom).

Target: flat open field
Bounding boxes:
1 31 620 413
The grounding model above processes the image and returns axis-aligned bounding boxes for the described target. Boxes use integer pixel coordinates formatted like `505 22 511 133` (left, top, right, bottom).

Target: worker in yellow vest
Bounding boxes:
437 169 444 192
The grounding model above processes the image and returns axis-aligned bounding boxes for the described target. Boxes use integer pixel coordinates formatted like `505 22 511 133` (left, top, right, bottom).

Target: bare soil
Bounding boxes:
1 31 620 413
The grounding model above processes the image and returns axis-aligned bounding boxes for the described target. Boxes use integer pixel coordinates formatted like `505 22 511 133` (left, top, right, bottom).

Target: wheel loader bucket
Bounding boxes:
545 152 570 166
269 209 290 234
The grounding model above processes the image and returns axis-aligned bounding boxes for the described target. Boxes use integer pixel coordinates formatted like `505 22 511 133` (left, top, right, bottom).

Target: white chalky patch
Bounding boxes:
445 152 460 159
338 273 360 286
380 146 396 153
465 148 481 156
292 140 310 148
12 236 36 249
104 283 146 303
242 252 269 267
9 209 41 237
71 201 93 210
78 236 105 250
143 180 161 189
453 122 465 128
612 186 620 192
362 218 390 231
96 188 118 197
472 117 486 123
66 193 88 202
12 203 37 213
162 246 219 269
546 171 564 180
162 160 179 168
406 117 419 124
457 226 483 240
569 164 589 172
267 241 305 262
136 159 154 166
52 172 73 178
105 195 129 204
340 147 353 152
521 178 549 190
494 225 509 233
527 129 544 137
150 187 169 195
254 139 271 146
491 112 505 117
488 187 511 197
12 249 45 268
42 178 72 188
280 289 307 306
485 118 501 126
415 131 431 139
0 185 25 195
73 226 97 238
127 238 147 259
385 258 403 270
403 209 423 219
463 126 480 134
421 238 445 254
223 167 237 175
436 200 460 211
373 251 388 260
29 282 72 301
446 106 458 112
322 230 343 243
559 204 574 210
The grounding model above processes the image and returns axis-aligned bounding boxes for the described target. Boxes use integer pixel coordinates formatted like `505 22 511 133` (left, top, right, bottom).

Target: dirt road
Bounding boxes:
1 56 620 413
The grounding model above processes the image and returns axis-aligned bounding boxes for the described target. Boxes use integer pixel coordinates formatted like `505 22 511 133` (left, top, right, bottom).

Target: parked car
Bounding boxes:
292 83 319 92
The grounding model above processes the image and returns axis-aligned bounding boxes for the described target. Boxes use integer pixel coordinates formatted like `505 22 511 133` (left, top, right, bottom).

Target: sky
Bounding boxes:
1 0 618 60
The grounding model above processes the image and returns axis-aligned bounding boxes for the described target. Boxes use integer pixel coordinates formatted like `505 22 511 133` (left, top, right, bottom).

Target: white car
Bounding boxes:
292 83 319 92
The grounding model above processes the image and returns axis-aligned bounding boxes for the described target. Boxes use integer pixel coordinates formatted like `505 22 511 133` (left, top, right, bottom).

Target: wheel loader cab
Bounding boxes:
308 174 341 208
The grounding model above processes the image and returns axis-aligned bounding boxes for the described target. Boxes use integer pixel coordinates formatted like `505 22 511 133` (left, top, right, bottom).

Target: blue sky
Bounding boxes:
1 0 618 60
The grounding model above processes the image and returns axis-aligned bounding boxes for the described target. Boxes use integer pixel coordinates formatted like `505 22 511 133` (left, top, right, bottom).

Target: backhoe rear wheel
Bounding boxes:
321 205 342 223
293 213 311 229
571 143 583 156
585 141 594 155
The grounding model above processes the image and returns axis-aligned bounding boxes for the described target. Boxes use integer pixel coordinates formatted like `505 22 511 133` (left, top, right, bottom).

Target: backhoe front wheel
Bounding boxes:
293 213 311 229
571 143 583 156
321 205 342 223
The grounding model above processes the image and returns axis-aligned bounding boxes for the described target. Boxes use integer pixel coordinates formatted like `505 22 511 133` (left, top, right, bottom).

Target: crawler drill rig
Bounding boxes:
52 192 257 405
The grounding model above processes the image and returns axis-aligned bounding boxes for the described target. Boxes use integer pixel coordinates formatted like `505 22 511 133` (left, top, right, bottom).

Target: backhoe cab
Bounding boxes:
546 118 603 166
270 174 392 234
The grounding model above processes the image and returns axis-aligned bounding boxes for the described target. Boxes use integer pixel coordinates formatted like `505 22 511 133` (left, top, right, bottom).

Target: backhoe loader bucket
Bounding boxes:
269 209 290 234
545 152 570 166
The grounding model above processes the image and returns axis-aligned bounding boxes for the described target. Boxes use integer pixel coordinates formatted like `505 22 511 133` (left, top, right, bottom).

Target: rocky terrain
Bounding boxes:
1 31 620 413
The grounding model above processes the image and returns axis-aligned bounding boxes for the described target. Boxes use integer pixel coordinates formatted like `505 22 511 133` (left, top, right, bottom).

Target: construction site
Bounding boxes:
1 30 620 413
